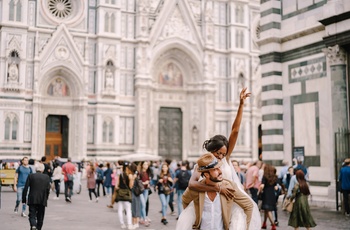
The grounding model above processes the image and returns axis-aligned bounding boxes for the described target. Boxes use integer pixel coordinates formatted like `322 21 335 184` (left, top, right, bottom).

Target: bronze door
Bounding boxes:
45 115 69 161
158 107 182 160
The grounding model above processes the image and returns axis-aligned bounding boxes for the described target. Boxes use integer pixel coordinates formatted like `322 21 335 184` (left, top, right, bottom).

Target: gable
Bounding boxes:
150 0 203 51
39 24 85 74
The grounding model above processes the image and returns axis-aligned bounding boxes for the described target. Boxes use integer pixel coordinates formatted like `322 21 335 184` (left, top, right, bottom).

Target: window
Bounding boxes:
104 13 115 33
87 115 94 144
121 0 135 39
215 121 229 138
235 30 244 48
120 73 134 96
48 0 72 19
213 2 230 49
235 5 244 24
9 0 22 22
216 57 231 102
4 114 18 141
119 117 134 144
102 119 114 143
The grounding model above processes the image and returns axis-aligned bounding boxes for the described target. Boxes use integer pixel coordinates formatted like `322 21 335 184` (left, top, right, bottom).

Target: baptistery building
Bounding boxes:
0 0 262 162
259 0 350 207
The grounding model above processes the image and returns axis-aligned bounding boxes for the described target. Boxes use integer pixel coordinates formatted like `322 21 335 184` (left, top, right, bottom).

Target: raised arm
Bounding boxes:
226 87 251 161
188 165 235 199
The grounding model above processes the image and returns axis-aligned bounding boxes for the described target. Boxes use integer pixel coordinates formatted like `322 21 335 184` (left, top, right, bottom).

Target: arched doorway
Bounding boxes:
45 115 69 160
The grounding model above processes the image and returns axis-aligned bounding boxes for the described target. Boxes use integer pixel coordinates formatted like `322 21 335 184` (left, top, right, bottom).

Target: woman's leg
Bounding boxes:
117 202 125 225
140 193 146 221
159 194 167 218
88 189 92 200
54 180 60 197
125 202 132 226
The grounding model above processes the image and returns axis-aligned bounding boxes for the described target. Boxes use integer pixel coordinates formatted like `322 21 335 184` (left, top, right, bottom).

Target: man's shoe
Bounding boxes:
66 197 71 202
346 212 350 217
21 212 27 217
14 207 18 213
31 226 37 230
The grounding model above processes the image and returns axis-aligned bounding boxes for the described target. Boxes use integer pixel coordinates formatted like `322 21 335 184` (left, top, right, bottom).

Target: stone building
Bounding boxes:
0 0 261 162
259 0 350 207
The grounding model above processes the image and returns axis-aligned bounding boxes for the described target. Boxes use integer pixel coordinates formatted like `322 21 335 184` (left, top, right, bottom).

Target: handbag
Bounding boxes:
163 184 172 195
283 198 294 212
115 174 132 202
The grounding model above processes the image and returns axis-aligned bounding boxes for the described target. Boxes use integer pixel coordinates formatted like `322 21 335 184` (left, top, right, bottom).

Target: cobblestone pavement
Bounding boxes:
1 182 349 229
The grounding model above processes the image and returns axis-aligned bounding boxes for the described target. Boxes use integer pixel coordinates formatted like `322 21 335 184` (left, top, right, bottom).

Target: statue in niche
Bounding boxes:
192 126 199 146
105 68 114 89
8 62 19 82
159 63 183 86
47 78 69 96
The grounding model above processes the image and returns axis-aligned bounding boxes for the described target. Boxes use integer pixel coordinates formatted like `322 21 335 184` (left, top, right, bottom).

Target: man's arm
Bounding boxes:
182 188 194 209
229 181 253 229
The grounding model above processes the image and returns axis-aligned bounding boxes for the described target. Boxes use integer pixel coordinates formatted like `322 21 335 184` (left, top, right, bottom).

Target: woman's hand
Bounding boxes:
219 183 236 200
240 87 251 103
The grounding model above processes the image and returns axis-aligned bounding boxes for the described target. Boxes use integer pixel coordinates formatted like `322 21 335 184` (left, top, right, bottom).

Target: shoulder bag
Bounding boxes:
115 174 132 202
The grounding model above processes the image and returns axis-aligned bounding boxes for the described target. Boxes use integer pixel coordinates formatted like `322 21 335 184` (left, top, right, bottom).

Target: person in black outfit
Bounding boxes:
22 163 51 230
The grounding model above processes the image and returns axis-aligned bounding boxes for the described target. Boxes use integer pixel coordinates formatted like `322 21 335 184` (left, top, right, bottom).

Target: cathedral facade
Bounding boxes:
260 0 350 206
0 0 261 162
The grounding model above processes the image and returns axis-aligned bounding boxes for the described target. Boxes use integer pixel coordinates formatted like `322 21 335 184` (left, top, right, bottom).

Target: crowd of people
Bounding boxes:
8 87 350 230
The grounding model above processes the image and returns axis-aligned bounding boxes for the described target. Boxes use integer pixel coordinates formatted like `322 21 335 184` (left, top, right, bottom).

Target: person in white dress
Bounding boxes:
176 88 261 230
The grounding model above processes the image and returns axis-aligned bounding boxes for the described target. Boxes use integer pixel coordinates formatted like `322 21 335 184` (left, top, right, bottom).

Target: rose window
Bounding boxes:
48 0 72 19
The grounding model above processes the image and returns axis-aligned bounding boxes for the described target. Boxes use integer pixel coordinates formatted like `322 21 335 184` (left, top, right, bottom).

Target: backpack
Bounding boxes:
96 169 104 181
177 170 191 190
133 177 145 196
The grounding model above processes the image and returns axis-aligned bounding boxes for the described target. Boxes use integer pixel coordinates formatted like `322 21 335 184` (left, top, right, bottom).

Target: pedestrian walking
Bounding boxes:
130 163 141 228
156 162 173 225
95 163 105 197
115 161 134 229
62 157 76 202
259 164 279 230
174 161 191 219
14 157 32 217
288 170 316 229
86 161 98 202
139 161 152 226
246 160 263 204
104 162 113 197
178 153 253 230
52 161 62 200
22 163 51 230
339 158 350 217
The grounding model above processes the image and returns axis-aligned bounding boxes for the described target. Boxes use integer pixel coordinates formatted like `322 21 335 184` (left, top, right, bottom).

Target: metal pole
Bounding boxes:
335 131 339 211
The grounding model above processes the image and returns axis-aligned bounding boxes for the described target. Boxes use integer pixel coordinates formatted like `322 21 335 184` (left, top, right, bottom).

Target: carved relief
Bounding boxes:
160 8 193 42
55 46 70 60
323 44 346 65
8 62 19 82
189 0 201 20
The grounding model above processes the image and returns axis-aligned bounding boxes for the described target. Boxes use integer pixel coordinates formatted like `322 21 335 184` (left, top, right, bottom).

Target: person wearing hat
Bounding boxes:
339 158 350 217
22 163 51 230
179 153 253 230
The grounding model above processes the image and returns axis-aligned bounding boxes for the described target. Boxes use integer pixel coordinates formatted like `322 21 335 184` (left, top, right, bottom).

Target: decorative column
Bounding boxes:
323 44 348 132
323 44 348 200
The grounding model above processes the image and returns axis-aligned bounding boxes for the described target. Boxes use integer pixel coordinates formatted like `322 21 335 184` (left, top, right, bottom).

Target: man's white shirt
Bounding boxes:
200 192 224 230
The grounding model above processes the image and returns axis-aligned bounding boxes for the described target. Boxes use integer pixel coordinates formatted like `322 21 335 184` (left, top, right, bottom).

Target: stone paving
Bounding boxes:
0 182 349 229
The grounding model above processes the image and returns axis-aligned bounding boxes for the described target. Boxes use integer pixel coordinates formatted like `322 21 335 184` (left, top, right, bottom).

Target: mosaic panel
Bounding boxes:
288 56 326 83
